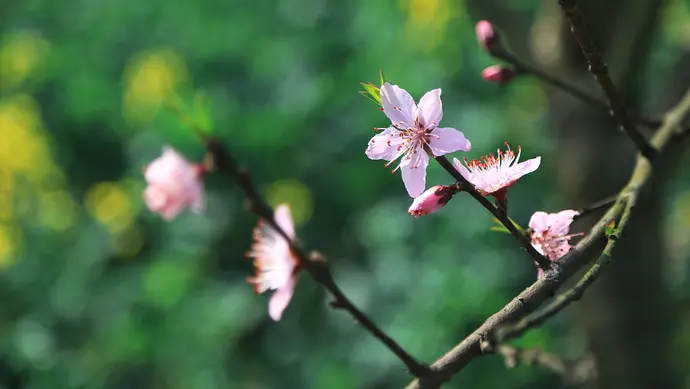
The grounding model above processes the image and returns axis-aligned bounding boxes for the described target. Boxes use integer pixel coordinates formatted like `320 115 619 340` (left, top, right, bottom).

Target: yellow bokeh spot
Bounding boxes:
0 224 21 269
122 48 188 126
38 190 78 231
400 0 456 52
0 95 54 183
265 179 313 227
110 224 145 258
0 31 50 89
85 182 134 233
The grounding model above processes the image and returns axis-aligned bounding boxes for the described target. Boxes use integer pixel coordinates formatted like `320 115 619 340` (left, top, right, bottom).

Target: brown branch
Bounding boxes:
491 49 661 130
556 0 656 160
203 139 431 377
404 88 690 389
433 155 551 271
574 193 618 219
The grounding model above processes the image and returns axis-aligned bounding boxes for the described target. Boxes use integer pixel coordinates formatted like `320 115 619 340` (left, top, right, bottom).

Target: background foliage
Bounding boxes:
1 0 690 388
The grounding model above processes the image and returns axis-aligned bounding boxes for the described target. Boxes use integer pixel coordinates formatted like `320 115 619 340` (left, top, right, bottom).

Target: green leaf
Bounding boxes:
379 69 386 85
489 225 511 234
490 216 525 234
604 220 616 237
359 82 381 106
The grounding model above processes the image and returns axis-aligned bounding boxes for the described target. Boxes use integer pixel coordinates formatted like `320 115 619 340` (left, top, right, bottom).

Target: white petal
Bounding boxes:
274 204 296 240
417 88 443 129
428 127 471 155
365 127 405 161
452 158 472 181
380 83 416 129
510 156 541 180
400 151 429 197
268 276 296 321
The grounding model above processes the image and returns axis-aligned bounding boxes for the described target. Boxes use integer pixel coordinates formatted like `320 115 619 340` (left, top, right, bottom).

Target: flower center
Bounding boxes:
463 142 520 173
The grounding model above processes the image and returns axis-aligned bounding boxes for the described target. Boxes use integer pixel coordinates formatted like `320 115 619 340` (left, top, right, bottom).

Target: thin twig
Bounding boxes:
574 193 618 219
556 0 656 160
494 50 660 129
433 155 551 271
404 87 690 389
485 343 598 384
203 139 431 377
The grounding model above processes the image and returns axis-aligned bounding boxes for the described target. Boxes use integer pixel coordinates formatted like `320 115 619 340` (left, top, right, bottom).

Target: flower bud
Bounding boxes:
476 20 500 52
481 65 516 84
408 185 455 218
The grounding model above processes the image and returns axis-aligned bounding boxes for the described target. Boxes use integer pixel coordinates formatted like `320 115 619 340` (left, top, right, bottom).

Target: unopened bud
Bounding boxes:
476 20 500 52
481 65 516 84
408 185 455 218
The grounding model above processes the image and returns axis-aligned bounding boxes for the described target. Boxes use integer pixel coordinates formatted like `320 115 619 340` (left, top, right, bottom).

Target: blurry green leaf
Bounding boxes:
379 69 386 85
490 217 524 234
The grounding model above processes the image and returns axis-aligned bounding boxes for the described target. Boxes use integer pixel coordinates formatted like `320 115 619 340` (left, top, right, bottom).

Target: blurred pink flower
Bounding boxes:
529 210 582 278
366 82 471 197
481 65 516 84
452 143 540 201
475 20 500 51
246 204 300 321
143 146 205 221
408 185 455 218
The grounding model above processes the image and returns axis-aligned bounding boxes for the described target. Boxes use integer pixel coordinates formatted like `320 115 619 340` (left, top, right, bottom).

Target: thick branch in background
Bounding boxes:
536 0 681 388
404 86 690 388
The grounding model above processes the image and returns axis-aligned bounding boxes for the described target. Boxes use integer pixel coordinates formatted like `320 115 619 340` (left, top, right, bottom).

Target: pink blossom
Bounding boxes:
246 204 300 321
529 210 582 278
481 65 516 84
143 146 205 221
452 143 540 201
366 83 472 197
408 185 455 218
475 20 500 51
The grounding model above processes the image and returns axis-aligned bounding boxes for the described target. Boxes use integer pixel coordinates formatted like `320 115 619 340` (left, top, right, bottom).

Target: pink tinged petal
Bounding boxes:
536 267 545 279
528 211 551 233
509 156 541 180
416 88 443 129
274 204 296 240
365 128 405 161
400 152 429 197
380 83 416 129
428 127 471 155
548 210 579 236
268 276 296 321
452 158 472 181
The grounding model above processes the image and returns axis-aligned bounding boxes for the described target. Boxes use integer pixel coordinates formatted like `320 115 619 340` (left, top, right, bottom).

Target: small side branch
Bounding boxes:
556 0 656 159
204 139 431 377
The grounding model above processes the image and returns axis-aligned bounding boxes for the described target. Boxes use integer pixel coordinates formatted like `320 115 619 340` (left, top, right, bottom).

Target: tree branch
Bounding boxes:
404 87 690 389
492 50 661 130
433 155 551 271
556 0 657 159
203 139 432 377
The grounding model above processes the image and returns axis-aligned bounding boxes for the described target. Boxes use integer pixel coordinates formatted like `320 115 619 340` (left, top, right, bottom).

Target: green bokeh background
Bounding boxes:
1 0 690 388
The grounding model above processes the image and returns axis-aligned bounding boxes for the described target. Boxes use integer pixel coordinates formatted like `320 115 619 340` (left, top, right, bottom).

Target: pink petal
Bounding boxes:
400 152 429 197
380 83 416 129
452 158 472 181
274 204 296 240
416 88 443 129
547 209 579 236
268 276 296 321
428 127 471 155
365 127 405 161
528 211 550 233
509 156 541 180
